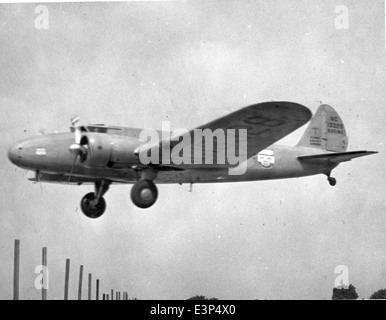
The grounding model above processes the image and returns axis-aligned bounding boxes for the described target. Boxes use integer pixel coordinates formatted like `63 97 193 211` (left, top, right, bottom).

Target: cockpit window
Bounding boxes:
87 126 108 133
71 125 122 135
86 126 122 135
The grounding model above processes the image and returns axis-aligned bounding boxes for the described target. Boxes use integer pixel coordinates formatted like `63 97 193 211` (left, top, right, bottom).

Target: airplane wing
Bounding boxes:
137 101 312 169
28 173 128 185
298 151 378 164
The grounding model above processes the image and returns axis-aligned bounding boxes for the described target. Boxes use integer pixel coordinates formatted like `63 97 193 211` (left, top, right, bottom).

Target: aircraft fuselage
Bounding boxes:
8 132 335 185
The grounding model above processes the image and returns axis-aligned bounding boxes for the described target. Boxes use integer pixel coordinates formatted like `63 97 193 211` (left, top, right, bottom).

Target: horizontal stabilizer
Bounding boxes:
298 151 378 164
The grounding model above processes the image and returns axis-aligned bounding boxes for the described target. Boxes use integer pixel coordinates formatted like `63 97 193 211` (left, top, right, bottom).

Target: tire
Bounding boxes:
329 178 337 187
80 192 106 219
131 180 158 209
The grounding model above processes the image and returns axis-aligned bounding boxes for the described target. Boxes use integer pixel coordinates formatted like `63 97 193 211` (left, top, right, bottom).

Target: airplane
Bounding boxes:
7 101 377 219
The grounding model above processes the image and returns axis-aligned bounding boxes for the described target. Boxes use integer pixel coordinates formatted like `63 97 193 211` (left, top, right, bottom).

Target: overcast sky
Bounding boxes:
0 0 385 300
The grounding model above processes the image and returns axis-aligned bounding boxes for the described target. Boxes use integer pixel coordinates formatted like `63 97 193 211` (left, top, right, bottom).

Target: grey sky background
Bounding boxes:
0 0 385 300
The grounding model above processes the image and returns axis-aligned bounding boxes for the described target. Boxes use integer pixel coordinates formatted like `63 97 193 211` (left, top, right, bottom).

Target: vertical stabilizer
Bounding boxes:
297 104 348 152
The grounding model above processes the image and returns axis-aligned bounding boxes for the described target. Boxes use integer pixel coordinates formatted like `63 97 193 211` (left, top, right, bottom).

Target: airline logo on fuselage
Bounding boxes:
257 149 275 169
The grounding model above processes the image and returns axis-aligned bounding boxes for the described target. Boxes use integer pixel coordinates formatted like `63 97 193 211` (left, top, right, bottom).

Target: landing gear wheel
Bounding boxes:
80 192 106 219
328 177 337 187
131 180 158 209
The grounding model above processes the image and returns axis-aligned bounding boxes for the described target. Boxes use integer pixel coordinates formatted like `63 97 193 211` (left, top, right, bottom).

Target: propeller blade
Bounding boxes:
74 127 81 145
70 116 81 144
71 116 80 126
68 154 78 182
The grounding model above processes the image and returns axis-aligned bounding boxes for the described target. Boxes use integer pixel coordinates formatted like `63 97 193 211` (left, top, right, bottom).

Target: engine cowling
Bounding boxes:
80 133 141 168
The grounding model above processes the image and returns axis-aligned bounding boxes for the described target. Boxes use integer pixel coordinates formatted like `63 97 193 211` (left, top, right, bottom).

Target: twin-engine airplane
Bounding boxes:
8 102 377 219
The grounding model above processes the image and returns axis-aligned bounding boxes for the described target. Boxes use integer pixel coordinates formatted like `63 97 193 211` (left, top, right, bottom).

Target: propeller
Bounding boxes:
68 116 87 182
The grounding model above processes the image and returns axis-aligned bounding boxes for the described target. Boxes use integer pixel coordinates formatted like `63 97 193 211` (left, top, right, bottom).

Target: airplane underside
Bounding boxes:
31 165 326 185
28 157 336 219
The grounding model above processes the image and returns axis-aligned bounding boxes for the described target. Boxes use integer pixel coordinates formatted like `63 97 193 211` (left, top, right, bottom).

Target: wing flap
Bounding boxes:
28 173 125 185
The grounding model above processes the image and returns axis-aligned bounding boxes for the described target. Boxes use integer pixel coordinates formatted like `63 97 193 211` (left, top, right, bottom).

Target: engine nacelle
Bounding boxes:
80 133 142 168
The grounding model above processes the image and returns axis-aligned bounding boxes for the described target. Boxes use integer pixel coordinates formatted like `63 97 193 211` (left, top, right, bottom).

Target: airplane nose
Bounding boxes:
8 143 22 165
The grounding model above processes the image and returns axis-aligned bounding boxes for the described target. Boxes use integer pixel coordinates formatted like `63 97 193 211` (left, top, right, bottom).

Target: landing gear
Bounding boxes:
80 181 110 218
328 177 337 186
131 180 158 209
81 193 106 218
325 172 337 187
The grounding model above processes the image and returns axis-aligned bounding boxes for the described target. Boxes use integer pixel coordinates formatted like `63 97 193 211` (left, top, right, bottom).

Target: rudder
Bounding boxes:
297 104 348 152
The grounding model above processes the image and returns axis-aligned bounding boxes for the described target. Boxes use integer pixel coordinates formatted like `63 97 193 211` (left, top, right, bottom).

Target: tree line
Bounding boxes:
332 285 386 300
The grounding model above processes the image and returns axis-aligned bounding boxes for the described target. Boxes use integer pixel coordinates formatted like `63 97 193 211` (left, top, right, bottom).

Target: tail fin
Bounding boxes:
297 104 348 152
